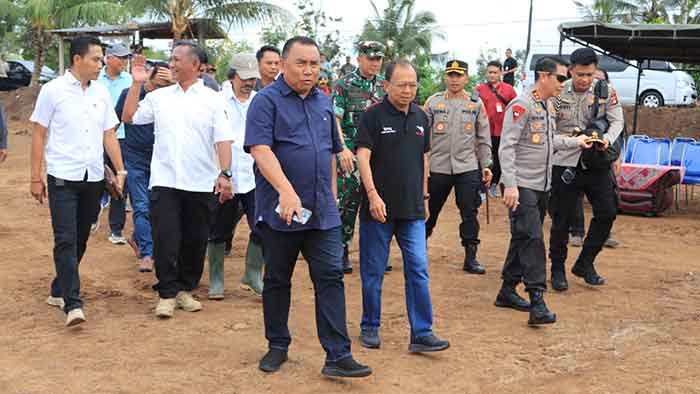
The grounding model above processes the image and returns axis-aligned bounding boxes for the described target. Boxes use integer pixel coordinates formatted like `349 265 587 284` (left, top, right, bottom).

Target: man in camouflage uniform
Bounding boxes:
423 60 492 275
332 41 386 274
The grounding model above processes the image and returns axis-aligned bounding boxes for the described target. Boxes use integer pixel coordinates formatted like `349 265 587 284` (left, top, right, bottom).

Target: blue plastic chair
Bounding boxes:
682 142 700 184
670 137 695 166
656 138 671 166
630 138 661 165
625 135 649 163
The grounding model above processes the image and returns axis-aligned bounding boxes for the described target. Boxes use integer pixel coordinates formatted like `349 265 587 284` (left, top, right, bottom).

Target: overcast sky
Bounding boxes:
224 0 585 65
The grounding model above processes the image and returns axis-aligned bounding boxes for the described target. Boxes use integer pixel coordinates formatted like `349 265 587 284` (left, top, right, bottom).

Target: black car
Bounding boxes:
0 60 56 91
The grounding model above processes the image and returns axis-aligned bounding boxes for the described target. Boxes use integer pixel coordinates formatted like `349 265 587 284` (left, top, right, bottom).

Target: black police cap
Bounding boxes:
445 59 468 75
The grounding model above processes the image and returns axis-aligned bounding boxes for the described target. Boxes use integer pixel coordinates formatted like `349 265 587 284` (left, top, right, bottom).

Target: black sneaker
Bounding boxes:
259 349 288 373
409 334 450 353
342 246 352 274
360 328 380 349
321 356 372 378
385 264 393 273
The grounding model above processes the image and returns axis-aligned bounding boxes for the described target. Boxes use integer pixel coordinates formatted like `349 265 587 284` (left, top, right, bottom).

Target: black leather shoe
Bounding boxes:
409 334 450 353
463 245 486 274
360 329 380 349
527 290 556 326
572 262 605 286
495 284 530 312
321 356 372 378
551 266 569 291
342 246 352 274
259 349 288 373
385 264 393 272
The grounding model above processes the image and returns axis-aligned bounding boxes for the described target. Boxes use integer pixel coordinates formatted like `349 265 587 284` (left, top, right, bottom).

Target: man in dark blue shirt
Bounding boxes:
245 36 371 379
114 63 173 272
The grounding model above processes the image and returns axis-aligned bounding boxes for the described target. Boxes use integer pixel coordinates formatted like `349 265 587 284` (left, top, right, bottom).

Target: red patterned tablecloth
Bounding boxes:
617 164 684 190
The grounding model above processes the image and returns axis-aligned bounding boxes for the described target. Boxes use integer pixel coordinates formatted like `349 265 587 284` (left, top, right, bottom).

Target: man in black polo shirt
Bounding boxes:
503 48 518 86
356 60 449 353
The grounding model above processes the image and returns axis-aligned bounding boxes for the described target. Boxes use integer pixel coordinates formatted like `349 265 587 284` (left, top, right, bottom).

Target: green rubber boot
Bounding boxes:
240 238 264 297
207 242 226 300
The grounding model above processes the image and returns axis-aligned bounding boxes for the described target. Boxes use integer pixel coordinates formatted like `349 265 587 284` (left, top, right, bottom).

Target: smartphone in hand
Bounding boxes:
275 205 312 224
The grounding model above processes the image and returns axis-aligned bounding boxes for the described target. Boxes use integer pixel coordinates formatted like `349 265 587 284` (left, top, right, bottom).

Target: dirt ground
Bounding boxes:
2 115 700 394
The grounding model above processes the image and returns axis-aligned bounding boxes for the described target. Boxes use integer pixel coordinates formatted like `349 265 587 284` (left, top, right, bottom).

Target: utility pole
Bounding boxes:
525 0 534 60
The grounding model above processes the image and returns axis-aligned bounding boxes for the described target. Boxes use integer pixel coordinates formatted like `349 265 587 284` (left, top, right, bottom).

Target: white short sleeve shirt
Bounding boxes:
225 90 256 195
132 80 235 192
30 71 119 182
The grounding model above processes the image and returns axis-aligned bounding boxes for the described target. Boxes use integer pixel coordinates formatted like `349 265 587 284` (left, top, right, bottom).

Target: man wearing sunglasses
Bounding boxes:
548 48 624 292
496 57 591 326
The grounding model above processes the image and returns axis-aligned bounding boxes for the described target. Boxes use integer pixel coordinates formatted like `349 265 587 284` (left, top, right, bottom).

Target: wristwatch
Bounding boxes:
219 169 232 179
117 170 128 176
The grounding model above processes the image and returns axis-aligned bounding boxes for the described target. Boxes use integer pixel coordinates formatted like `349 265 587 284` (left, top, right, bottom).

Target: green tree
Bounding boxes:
22 0 128 86
207 39 253 82
574 0 637 23
261 25 288 48
132 0 288 40
358 0 444 62
414 53 443 104
293 0 343 61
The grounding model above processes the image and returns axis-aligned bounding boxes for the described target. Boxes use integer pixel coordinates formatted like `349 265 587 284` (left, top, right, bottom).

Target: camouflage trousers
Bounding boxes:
337 164 362 248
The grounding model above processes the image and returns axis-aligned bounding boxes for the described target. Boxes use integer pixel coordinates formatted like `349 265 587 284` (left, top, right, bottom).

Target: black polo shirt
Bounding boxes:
503 57 518 86
356 97 430 220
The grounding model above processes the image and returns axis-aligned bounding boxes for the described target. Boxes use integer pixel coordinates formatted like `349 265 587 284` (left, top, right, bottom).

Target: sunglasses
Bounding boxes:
553 73 568 83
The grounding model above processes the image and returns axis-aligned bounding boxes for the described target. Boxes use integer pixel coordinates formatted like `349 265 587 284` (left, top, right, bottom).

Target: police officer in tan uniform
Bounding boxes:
424 60 492 274
548 48 624 291
496 57 590 325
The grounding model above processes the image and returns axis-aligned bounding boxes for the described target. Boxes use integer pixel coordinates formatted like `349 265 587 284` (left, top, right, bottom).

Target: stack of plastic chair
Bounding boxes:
630 138 661 165
681 141 700 205
625 134 650 163
670 137 695 207
656 138 671 166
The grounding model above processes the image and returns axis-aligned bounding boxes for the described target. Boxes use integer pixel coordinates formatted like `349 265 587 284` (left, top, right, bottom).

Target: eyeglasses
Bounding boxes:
537 71 569 83
390 81 418 90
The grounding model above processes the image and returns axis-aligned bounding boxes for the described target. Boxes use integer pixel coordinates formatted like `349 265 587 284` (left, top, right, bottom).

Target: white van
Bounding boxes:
521 53 697 108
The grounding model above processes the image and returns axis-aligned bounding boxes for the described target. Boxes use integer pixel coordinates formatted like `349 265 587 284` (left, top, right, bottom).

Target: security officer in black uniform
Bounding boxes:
423 60 492 274
548 48 624 291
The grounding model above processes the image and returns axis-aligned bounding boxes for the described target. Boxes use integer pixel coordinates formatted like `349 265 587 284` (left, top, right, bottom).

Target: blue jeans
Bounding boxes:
125 162 152 258
258 224 352 362
359 215 433 339
47 174 103 312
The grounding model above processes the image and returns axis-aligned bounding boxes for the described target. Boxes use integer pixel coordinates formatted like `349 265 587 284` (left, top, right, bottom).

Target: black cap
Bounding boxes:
445 60 468 75
570 48 598 66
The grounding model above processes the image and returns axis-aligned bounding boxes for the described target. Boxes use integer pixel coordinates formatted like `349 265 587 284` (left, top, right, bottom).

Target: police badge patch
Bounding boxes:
512 105 526 122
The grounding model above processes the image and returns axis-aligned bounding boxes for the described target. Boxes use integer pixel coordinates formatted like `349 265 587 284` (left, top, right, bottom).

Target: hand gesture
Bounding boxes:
278 190 303 225
576 134 593 149
130 55 152 84
503 186 519 212
30 179 47 204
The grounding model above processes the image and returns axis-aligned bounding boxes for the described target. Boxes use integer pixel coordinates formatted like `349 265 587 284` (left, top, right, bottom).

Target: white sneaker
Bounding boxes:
66 308 86 327
47 296 65 309
108 233 127 245
176 291 202 312
155 298 176 318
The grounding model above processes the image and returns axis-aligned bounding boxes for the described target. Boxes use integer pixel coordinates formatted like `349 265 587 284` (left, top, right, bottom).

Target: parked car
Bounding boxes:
0 60 56 91
521 53 697 108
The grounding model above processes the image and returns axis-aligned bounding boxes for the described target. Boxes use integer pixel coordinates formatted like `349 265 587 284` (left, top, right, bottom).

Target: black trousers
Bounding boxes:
570 193 586 236
501 187 548 291
425 170 482 247
259 224 351 362
47 174 103 312
549 166 618 270
209 189 260 245
150 187 212 298
491 136 501 187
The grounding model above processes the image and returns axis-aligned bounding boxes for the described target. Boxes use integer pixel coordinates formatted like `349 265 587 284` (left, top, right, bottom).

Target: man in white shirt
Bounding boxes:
29 35 126 327
122 42 234 319
207 54 264 300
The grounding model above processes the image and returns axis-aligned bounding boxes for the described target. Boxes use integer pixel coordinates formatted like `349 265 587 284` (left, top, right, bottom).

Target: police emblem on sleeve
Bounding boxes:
512 105 526 122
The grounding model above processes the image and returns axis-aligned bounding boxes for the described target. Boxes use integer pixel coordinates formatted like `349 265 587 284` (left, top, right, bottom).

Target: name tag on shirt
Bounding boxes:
496 103 503 113
380 127 397 134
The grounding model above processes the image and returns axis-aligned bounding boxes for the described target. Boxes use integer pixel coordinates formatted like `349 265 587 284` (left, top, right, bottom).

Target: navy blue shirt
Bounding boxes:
244 76 343 232
115 86 154 170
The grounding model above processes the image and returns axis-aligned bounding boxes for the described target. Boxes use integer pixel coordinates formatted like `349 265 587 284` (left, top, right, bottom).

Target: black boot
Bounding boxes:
527 290 556 326
342 246 352 274
494 281 530 312
463 244 486 275
571 259 605 286
550 263 568 292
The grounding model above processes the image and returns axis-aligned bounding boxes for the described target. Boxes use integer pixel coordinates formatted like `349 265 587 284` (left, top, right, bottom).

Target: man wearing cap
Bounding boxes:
332 40 386 274
496 57 590 325
423 60 492 275
548 48 624 291
95 43 133 245
206 53 265 299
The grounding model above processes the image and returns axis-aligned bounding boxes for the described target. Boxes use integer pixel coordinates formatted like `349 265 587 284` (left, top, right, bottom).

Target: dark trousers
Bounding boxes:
501 187 547 291
210 189 260 245
259 224 351 362
47 174 103 312
491 136 501 186
106 139 128 235
549 166 618 270
570 193 585 236
425 170 482 247
150 187 212 299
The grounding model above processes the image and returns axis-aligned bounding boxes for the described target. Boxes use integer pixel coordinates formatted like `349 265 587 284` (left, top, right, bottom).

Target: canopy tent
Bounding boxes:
49 19 227 74
557 22 700 133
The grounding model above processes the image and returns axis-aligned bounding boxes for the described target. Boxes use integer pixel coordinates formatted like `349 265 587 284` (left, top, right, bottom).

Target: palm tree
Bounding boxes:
23 0 127 86
358 0 444 61
630 0 675 23
574 0 637 23
131 0 289 41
